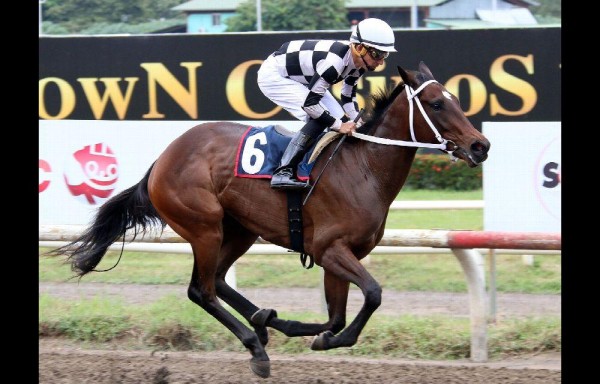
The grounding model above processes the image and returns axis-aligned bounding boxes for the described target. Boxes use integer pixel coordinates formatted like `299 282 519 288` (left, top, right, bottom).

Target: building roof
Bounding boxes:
509 0 540 6
173 0 241 12
173 0 446 12
346 0 446 6
425 18 540 29
477 8 537 24
426 7 538 29
425 19 500 29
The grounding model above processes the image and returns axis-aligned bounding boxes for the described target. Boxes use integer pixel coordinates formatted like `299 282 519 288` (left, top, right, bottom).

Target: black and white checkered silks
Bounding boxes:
257 40 365 130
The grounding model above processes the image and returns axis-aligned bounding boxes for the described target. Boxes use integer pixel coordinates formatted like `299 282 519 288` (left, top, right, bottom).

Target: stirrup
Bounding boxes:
271 178 309 190
271 170 309 190
271 183 309 190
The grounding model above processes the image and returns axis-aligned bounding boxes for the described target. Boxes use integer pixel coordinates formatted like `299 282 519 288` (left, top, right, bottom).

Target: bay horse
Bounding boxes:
48 62 490 378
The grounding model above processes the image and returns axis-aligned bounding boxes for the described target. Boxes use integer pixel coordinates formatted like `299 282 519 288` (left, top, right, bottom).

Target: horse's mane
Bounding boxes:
358 80 406 134
358 68 429 135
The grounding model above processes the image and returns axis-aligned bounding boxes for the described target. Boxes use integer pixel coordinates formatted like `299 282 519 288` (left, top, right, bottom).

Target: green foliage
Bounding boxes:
530 0 561 24
222 0 258 32
405 154 483 190
531 0 561 21
77 19 185 35
42 0 184 34
41 21 70 35
225 0 349 32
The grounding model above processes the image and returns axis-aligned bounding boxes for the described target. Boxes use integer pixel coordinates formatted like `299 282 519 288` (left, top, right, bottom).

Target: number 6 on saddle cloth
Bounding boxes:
234 125 321 181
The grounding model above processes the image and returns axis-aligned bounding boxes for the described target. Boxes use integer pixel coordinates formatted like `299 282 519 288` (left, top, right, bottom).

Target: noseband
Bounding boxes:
352 80 458 160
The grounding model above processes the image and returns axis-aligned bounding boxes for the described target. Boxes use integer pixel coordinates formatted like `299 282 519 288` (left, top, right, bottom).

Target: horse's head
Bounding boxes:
397 62 490 167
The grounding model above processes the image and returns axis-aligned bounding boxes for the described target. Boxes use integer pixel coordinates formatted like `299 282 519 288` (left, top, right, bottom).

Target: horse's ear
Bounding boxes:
419 61 434 80
397 65 409 85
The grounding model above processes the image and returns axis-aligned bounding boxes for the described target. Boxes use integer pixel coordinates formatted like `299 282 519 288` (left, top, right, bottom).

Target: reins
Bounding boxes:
353 81 458 160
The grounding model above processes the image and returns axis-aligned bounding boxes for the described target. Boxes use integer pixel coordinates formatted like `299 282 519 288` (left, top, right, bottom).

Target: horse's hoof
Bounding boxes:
249 357 270 378
310 330 334 351
250 308 278 327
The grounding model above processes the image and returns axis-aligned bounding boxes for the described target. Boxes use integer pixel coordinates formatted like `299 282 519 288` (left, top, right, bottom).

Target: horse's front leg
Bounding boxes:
310 245 382 351
254 273 349 337
322 269 350 333
216 274 345 339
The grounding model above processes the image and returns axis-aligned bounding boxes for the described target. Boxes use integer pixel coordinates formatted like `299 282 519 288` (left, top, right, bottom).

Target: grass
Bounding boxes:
39 188 561 359
388 188 483 229
39 251 560 294
395 188 483 200
39 294 560 360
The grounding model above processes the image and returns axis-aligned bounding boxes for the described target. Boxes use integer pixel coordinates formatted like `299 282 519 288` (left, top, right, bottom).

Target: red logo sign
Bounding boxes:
39 159 52 193
63 143 119 205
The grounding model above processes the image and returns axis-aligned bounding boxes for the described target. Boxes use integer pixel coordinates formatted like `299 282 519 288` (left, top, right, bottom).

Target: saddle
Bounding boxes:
235 125 343 269
234 125 341 181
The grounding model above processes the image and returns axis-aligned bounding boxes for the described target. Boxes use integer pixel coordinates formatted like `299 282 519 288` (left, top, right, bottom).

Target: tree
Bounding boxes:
42 0 184 34
531 0 561 23
225 0 349 32
138 0 185 21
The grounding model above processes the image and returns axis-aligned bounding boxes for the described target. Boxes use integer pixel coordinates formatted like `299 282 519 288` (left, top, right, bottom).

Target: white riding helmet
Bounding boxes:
350 18 397 52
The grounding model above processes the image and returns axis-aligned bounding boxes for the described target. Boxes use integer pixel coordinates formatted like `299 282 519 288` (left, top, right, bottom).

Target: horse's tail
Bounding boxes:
48 163 165 277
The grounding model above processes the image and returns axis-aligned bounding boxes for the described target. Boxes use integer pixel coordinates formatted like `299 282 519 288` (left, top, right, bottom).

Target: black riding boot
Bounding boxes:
271 131 314 190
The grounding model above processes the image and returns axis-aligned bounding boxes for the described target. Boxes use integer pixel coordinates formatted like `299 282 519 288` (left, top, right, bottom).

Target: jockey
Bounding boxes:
257 18 397 190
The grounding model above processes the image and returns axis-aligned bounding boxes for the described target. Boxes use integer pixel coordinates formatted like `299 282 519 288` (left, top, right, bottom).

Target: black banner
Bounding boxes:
39 27 561 131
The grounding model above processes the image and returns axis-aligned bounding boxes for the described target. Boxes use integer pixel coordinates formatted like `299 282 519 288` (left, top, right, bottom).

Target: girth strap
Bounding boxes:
286 191 313 269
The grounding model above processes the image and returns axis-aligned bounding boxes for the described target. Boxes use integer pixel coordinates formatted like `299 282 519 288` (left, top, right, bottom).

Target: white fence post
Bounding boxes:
452 248 488 362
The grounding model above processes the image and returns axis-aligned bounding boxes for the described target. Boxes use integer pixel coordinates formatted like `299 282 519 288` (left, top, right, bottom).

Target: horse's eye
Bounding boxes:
430 101 443 111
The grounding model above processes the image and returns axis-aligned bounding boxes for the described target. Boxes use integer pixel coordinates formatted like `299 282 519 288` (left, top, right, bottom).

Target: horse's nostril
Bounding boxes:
471 141 488 155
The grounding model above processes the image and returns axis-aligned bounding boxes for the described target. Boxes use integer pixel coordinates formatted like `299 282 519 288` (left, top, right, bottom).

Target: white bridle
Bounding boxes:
352 80 458 161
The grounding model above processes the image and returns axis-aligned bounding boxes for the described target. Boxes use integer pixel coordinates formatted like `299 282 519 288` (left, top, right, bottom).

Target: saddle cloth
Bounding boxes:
234 125 340 180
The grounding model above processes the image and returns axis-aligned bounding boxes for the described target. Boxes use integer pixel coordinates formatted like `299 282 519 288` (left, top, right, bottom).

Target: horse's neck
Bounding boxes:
357 103 418 204
377 97 415 142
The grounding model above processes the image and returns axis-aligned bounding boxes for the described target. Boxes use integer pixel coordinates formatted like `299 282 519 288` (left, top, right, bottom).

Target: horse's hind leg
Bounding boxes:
165 210 270 377
212 215 272 345
186 238 271 378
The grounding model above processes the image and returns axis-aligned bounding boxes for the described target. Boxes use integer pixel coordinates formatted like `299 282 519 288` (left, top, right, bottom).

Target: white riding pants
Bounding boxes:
257 54 345 123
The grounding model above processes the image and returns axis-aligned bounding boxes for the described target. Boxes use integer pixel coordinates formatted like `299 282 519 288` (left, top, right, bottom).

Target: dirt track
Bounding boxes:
39 282 561 383
39 339 561 383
